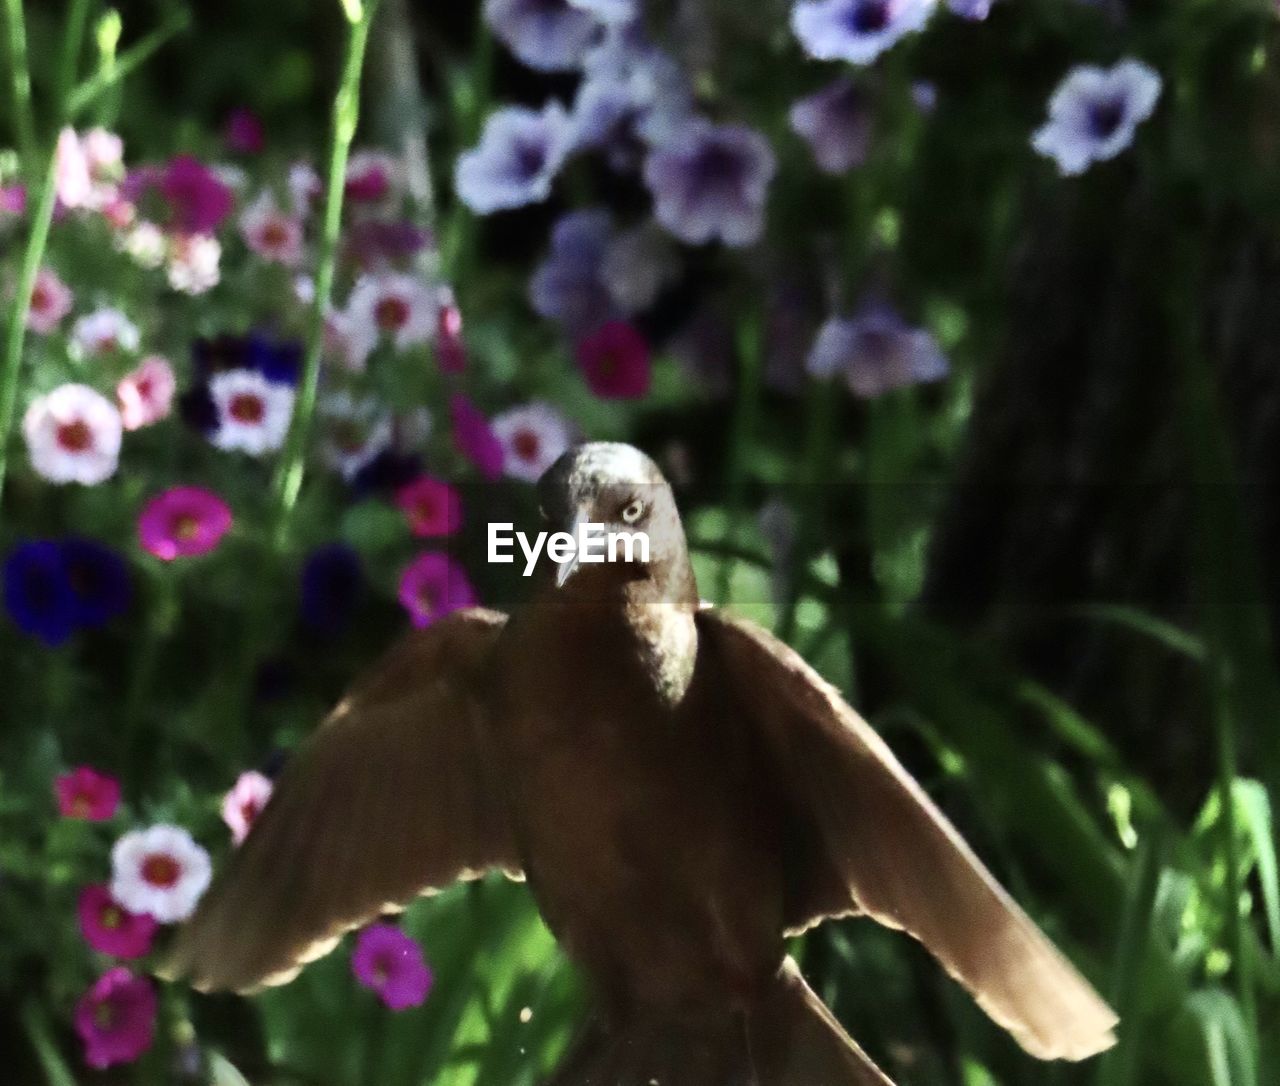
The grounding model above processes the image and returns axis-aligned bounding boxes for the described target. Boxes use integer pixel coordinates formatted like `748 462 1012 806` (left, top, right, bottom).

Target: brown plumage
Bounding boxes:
163 442 1117 1084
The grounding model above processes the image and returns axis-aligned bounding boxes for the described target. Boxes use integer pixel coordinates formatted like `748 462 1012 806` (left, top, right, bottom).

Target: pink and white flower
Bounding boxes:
118 221 166 269
55 127 94 209
166 233 222 294
110 824 211 924
23 384 122 485
345 272 438 355
70 308 140 359
491 401 575 483
239 192 304 267
25 267 74 334
344 150 401 205
116 356 176 430
288 161 323 215
208 369 295 456
82 129 124 182
221 771 274 845
319 391 394 480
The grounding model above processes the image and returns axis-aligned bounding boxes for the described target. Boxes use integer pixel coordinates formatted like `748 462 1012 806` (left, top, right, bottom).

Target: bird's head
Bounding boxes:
536 442 695 603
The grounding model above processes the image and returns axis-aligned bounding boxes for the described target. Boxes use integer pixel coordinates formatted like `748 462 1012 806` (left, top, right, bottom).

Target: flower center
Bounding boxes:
690 142 747 195
514 138 549 181
95 335 118 354
56 419 94 452
172 514 202 541
31 283 50 310
372 956 391 986
101 905 123 930
512 429 540 461
418 584 438 614
71 795 92 817
141 852 182 888
241 799 261 825
261 220 290 248
229 392 266 424
1088 96 1127 140
94 1002 118 1029
375 296 410 331
848 0 891 32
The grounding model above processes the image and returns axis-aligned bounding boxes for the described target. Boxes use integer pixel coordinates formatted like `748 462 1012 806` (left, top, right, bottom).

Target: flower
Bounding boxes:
569 0 635 21
529 209 619 335
947 0 992 18
300 545 363 636
289 161 323 214
806 304 949 397
352 923 433 1010
60 538 131 628
436 299 467 373
344 151 401 204
491 402 575 483
55 127 93 209
601 222 680 313
166 232 222 294
643 120 776 247
345 272 438 356
111 824 212 923
117 356 176 430
208 369 295 455
119 221 166 268
74 968 157 1069
576 320 651 399
224 107 265 154
398 553 478 629
1033 59 1162 177
82 129 124 182
159 155 234 234
790 78 875 175
23 384 122 485
70 308 140 359
221 771 274 845
345 218 431 270
4 541 77 645
138 486 233 560
395 476 463 538
319 392 394 481
26 267 74 333
791 0 938 65
78 885 158 959
484 0 602 72
239 192 304 267
455 102 574 214
56 767 121 820
193 332 301 386
1 182 26 216
450 395 505 481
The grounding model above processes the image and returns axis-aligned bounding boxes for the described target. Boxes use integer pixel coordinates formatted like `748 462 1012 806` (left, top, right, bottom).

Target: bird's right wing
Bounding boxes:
162 608 520 993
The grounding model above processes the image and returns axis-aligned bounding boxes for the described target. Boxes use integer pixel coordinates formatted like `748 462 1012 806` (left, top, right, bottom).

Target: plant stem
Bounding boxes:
65 7 190 118
55 0 92 112
2 0 36 168
273 0 379 546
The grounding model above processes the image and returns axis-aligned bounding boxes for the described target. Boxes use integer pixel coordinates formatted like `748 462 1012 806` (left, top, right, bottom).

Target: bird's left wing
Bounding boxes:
697 607 1118 1063
162 608 520 993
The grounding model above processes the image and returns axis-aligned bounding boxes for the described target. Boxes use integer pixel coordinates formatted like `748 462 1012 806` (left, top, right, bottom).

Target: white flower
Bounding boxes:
792 0 938 66
26 267 74 334
288 160 323 215
1033 59 1162 176
491 401 575 483
239 192 304 267
118 221 166 269
70 308 140 359
209 369 295 456
166 233 222 295
319 391 394 480
345 272 438 355
454 102 575 214
110 824 212 924
54 127 93 209
81 129 124 180
221 771 274 846
23 384 122 485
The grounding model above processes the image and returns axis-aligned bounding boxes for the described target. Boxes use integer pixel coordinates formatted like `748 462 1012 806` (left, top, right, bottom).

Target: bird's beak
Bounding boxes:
555 508 590 588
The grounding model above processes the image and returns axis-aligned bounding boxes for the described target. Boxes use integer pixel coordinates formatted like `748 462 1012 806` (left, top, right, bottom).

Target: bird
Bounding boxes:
162 441 1118 1085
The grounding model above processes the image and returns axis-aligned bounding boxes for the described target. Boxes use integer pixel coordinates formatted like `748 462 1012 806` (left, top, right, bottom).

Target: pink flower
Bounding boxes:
351 924 433 1010
345 272 438 355
137 486 233 560
111 824 211 923
398 553 477 629
82 129 124 181
436 300 467 373
224 108 265 154
221 770 273 845
0 183 25 215
344 151 400 204
395 476 463 538
491 402 574 483
23 384 123 485
55 127 93 210
239 192 304 267
160 155 234 235
77 885 157 959
70 307 140 358
55 767 121 820
449 394 503 481
25 267 73 334
74 968 156 1069
576 320 652 400
117 356 176 430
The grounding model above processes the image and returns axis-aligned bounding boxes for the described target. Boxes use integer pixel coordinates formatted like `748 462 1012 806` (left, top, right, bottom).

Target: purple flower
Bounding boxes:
78 885 158 959
300 545 363 637
398 554 478 629
789 78 875 175
569 0 635 21
792 0 937 66
455 103 574 214
138 486 233 560
806 304 949 398
60 538 131 628
224 108 265 154
351 924 434 1010
450 395 505 481
159 155 234 235
643 120 776 248
74 968 156 1069
947 0 993 17
530 210 619 334
484 0 603 72
1033 59 1161 177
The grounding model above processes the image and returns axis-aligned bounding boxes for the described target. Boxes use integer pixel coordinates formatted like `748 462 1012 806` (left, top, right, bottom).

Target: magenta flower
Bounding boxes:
55 767 121 821
77 885 158 959
576 320 652 400
398 553 477 629
160 156 234 235
395 476 463 538
74 968 156 1069
0 182 25 215
449 395 504 481
351 923 434 1010
224 108 265 154
138 487 233 560
221 770 273 845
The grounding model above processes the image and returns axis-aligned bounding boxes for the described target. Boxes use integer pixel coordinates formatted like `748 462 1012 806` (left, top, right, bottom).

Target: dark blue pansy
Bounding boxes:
246 334 302 386
351 450 422 499
3 541 78 647
60 538 131 628
300 544 363 637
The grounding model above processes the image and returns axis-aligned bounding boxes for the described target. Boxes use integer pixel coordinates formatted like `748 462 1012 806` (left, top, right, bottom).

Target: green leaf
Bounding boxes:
1184 990 1258 1086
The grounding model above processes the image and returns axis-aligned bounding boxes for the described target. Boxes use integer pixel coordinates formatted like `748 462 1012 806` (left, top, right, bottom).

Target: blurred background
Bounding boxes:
2 0 1279 1083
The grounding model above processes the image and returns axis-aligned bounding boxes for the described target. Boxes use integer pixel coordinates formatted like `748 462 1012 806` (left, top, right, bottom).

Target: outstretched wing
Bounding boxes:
698 607 1118 1063
163 608 520 993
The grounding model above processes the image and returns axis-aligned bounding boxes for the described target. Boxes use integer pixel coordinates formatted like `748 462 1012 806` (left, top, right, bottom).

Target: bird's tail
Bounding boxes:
542 957 896 1086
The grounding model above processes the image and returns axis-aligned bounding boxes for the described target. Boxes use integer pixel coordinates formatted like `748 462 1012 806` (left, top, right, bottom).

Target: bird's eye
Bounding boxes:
620 499 646 524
